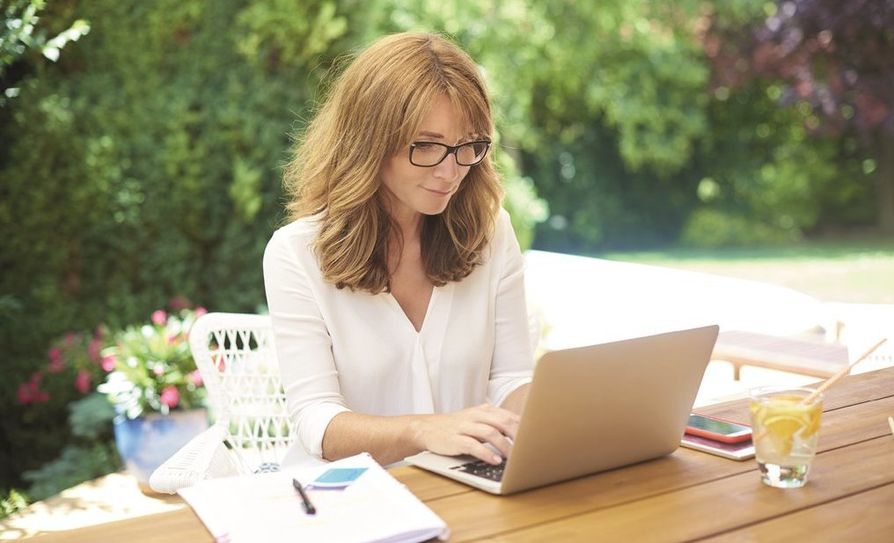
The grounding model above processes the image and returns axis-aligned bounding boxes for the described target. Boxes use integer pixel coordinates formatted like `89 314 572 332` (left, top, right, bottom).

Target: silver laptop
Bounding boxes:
406 325 719 495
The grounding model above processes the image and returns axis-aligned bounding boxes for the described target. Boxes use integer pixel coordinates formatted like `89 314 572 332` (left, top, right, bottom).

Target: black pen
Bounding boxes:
292 478 316 515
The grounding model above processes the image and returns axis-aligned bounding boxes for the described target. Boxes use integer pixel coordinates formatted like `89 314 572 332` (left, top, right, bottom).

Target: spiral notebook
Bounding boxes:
179 453 448 543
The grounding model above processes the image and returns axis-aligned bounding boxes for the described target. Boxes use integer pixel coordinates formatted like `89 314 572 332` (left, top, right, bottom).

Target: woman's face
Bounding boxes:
379 94 474 225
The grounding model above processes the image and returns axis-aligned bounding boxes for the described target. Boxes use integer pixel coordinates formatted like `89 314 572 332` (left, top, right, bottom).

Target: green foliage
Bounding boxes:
20 392 117 502
68 392 116 440
502 173 548 250
4 327 111 493
526 127 699 251
0 0 90 81
1 488 29 520
682 80 850 244
23 442 120 502
680 209 798 247
0 0 378 490
234 0 349 67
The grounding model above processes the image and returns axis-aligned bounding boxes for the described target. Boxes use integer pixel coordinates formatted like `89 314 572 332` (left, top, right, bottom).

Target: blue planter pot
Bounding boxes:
113 408 209 486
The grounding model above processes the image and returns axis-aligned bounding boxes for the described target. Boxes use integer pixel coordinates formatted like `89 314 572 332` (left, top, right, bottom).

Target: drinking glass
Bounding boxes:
749 386 823 488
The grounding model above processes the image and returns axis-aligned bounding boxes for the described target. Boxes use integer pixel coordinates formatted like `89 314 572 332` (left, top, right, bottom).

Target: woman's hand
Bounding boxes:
410 404 520 465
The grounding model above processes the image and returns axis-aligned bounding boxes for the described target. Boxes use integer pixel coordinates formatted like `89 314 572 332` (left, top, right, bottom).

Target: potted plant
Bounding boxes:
99 306 209 488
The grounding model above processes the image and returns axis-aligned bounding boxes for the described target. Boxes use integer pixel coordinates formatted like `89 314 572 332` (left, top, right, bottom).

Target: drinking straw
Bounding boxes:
801 338 888 405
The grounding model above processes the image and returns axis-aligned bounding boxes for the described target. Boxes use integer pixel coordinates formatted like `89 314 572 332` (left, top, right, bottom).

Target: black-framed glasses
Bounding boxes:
408 140 492 167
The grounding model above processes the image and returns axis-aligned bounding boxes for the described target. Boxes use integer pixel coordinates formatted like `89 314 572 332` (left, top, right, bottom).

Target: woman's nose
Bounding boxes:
433 151 460 178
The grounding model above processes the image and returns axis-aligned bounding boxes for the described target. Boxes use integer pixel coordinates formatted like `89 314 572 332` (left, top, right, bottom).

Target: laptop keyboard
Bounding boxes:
452 459 507 482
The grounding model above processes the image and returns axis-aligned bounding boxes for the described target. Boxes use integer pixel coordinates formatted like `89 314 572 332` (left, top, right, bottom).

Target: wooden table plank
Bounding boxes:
391 464 473 502
698 366 894 424
30 507 210 543
416 395 894 542
419 451 743 541
486 436 894 542
701 483 894 542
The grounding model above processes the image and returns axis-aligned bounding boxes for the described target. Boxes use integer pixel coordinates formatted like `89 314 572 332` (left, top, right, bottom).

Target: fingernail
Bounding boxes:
493 455 502 464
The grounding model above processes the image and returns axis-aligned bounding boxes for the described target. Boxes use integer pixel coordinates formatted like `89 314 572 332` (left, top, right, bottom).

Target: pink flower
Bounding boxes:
64 332 76 346
17 383 34 405
151 310 167 326
195 307 208 318
189 370 204 387
160 385 180 408
153 365 165 376
74 370 91 394
87 338 102 363
18 375 48 405
101 354 117 372
47 347 64 373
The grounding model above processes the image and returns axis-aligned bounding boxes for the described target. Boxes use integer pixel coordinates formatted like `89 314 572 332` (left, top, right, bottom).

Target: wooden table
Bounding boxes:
34 367 894 542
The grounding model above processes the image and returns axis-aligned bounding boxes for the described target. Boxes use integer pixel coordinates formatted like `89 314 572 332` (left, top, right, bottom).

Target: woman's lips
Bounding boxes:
423 186 454 196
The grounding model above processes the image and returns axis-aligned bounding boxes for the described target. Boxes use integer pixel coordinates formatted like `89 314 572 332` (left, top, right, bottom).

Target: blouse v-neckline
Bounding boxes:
386 285 439 334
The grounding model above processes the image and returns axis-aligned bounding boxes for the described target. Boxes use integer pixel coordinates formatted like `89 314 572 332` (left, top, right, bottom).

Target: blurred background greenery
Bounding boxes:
2 0 892 509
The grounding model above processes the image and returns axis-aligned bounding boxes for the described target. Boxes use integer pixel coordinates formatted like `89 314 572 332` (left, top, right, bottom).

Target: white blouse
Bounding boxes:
263 208 534 462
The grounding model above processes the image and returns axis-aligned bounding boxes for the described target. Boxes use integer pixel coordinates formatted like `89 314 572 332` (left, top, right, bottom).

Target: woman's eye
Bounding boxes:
414 142 437 150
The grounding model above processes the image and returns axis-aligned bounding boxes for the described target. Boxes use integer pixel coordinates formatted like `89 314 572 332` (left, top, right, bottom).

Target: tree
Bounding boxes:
378 0 719 248
707 0 894 232
1 0 90 106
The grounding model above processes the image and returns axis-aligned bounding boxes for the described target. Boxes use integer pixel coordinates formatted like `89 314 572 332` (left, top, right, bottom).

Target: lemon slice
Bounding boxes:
800 406 822 438
762 414 805 456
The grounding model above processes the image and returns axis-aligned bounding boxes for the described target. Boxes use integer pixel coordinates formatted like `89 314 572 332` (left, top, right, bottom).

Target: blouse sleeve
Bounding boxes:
487 210 535 406
263 228 350 459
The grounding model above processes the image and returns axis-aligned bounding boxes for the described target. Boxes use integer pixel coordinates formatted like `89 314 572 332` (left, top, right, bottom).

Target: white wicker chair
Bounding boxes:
149 312 297 494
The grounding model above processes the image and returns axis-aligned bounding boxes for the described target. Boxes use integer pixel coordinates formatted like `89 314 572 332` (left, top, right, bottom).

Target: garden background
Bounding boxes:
2 0 892 513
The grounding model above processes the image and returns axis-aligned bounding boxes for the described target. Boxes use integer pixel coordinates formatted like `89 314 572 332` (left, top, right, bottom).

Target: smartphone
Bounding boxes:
685 413 752 444
680 433 754 461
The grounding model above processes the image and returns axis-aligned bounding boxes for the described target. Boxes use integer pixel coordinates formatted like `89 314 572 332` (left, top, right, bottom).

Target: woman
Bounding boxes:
264 32 534 468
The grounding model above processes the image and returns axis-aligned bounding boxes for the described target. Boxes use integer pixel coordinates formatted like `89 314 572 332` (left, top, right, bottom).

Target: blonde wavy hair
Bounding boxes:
283 32 503 293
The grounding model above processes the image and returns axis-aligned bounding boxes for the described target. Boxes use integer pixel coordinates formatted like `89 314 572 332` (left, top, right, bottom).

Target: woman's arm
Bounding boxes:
322 404 521 466
499 383 530 416
488 210 536 409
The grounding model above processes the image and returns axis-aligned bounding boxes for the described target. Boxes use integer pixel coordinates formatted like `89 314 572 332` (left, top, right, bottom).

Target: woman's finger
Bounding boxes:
466 406 521 440
459 436 505 465
460 422 514 459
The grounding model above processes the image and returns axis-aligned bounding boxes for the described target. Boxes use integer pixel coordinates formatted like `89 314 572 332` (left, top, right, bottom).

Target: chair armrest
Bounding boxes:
148 424 241 494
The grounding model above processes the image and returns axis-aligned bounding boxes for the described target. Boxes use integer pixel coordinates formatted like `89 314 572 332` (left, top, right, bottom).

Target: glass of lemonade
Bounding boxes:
749 386 823 488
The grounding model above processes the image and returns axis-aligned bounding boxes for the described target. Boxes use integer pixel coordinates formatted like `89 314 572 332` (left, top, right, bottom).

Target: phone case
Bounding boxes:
680 434 754 461
685 414 752 444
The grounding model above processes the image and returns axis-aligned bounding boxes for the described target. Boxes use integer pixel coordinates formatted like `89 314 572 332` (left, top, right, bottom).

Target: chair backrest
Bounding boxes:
189 312 296 469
